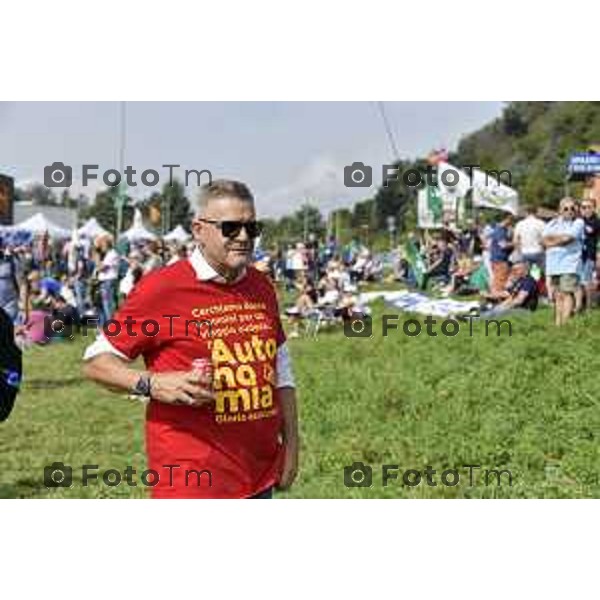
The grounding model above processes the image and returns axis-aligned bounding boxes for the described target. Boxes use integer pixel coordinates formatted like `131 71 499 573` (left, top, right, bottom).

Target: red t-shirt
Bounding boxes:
106 259 286 498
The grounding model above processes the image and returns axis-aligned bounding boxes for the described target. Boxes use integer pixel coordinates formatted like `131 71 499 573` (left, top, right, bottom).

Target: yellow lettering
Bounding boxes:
236 364 257 387
260 385 273 409
212 339 237 365
251 387 261 410
251 335 266 361
214 366 236 390
265 339 277 359
233 341 255 364
215 389 252 413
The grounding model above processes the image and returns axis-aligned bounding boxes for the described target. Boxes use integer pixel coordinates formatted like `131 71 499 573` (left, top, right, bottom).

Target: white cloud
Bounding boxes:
257 154 378 218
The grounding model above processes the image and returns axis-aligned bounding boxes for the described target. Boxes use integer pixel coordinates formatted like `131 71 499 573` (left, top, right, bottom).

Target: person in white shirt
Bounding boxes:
95 234 120 325
514 206 546 270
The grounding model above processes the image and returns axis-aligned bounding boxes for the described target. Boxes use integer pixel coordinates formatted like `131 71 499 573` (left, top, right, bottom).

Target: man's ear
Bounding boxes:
191 216 202 237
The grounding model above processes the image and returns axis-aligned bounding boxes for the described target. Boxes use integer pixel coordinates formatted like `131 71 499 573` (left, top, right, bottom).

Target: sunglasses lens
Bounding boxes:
221 222 243 238
219 221 262 238
246 222 262 238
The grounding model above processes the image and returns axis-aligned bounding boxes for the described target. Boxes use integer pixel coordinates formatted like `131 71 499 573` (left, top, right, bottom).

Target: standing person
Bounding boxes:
72 246 90 315
575 200 600 311
284 245 295 291
83 180 298 498
0 240 20 323
95 234 120 326
489 215 513 296
514 206 545 270
542 198 584 326
143 240 163 273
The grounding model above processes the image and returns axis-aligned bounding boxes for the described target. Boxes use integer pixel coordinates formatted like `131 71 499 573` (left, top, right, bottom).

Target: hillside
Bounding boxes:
324 101 600 247
453 101 600 207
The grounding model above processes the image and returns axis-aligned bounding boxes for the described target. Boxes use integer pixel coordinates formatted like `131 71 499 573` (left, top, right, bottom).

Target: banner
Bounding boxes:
417 186 442 228
567 152 600 177
471 168 518 215
436 162 471 203
418 184 461 228
0 174 14 226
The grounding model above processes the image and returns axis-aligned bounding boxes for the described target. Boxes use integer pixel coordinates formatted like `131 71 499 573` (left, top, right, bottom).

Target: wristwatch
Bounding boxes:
130 374 152 398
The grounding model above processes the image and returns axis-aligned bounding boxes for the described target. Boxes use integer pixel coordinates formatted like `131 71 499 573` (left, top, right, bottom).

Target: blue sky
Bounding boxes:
0 101 503 217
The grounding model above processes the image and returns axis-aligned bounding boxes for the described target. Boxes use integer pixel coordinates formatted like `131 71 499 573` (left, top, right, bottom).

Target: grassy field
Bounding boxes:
2 301 600 498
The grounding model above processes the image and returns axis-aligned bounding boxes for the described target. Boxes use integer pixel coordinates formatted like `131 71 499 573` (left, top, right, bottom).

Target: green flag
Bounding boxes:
405 239 426 289
427 185 443 221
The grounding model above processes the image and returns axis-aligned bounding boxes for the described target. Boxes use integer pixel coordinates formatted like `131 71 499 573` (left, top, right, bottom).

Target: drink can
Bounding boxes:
191 358 214 390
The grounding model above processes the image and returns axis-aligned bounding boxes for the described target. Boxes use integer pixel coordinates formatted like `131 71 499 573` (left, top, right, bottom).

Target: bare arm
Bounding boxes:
543 234 574 248
82 352 214 406
82 353 143 393
277 386 299 490
501 290 529 309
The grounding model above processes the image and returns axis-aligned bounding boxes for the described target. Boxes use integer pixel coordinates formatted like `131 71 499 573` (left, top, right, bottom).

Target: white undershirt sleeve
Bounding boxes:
83 332 131 362
276 342 295 389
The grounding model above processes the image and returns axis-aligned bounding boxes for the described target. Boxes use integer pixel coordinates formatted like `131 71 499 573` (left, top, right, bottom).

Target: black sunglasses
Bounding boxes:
562 206 576 212
199 218 263 239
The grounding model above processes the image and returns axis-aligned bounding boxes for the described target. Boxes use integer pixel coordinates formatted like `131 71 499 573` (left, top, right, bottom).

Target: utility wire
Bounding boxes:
375 101 400 162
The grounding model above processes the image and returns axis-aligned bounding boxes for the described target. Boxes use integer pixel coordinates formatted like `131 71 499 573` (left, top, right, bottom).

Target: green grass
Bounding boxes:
2 302 600 498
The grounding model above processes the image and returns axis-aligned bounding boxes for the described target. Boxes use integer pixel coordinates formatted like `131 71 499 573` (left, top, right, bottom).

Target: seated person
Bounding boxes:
334 292 369 325
317 273 340 305
422 239 453 289
285 279 317 338
48 295 80 338
482 260 538 315
445 253 477 295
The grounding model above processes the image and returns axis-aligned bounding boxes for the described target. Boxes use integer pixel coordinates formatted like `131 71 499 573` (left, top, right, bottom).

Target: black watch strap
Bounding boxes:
131 375 151 397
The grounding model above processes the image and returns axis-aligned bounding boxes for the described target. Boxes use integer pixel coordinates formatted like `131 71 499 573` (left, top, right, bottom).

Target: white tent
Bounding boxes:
13 212 71 238
163 225 190 242
121 209 156 242
78 217 109 239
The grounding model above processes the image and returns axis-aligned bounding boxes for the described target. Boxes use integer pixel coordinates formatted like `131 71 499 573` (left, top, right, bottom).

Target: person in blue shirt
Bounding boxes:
489 215 513 296
542 197 584 326
483 260 538 316
574 199 600 312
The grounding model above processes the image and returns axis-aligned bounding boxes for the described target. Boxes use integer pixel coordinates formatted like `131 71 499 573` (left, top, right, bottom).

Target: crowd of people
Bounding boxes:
0 195 598 350
400 197 599 325
0 232 192 346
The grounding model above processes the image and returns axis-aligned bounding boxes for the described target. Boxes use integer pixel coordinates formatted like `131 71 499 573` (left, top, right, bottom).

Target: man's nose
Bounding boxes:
234 225 250 243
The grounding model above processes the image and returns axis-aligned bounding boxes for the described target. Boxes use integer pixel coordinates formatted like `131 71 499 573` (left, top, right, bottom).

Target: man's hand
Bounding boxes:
150 371 215 407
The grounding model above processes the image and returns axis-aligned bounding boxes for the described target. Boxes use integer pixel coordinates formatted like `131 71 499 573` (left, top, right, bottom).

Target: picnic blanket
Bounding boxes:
357 290 480 318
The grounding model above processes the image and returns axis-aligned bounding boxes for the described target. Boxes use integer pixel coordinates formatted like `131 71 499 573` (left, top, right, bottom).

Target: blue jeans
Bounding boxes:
74 279 87 314
1 299 19 324
522 252 544 271
99 280 116 326
249 487 273 499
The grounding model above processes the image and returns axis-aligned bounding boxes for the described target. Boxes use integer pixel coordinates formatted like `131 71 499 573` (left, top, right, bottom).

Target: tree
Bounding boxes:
21 183 57 206
162 179 192 232
81 187 133 236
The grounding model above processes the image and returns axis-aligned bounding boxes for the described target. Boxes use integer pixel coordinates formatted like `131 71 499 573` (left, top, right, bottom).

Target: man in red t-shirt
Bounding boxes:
83 180 298 498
